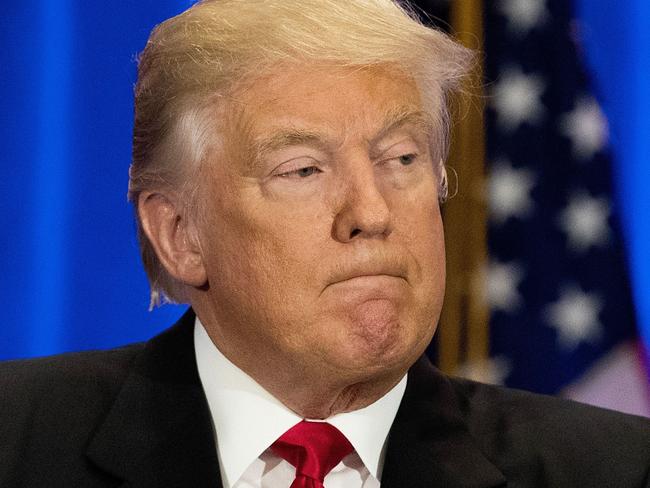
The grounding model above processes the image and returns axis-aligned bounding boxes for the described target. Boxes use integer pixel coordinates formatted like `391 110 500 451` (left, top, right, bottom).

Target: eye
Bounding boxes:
277 165 322 178
397 153 417 166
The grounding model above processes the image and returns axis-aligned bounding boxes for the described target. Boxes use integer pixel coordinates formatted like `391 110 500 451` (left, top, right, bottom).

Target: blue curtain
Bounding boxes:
1 1 191 359
1 0 648 360
576 0 650 351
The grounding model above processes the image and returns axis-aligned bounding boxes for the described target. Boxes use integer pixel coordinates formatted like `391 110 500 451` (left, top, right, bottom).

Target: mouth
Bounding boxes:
331 264 408 285
321 255 410 296
321 273 407 298
333 273 405 284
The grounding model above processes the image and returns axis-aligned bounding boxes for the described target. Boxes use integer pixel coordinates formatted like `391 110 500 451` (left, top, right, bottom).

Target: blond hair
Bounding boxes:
127 0 473 308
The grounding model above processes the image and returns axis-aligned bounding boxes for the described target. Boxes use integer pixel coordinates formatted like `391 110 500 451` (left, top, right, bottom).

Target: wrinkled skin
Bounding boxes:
189 65 446 418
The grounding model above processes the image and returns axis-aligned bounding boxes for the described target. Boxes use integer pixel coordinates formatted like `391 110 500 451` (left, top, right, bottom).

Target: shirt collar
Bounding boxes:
194 316 406 487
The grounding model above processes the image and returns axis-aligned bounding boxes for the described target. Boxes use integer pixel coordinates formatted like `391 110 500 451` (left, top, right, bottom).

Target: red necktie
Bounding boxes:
271 420 354 488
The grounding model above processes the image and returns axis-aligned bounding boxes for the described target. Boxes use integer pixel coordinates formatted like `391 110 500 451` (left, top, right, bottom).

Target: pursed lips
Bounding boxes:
321 265 408 296
334 273 404 284
320 274 408 308
329 261 408 283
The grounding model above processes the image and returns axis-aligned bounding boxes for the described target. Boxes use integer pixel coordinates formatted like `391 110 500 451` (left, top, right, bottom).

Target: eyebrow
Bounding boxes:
253 129 330 161
368 107 435 148
249 107 435 169
247 126 338 173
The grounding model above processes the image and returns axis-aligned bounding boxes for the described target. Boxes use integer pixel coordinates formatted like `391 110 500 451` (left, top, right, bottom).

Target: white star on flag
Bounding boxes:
457 356 512 385
487 260 525 313
498 0 549 36
559 192 611 252
544 285 604 350
559 96 609 160
489 158 537 224
491 66 546 131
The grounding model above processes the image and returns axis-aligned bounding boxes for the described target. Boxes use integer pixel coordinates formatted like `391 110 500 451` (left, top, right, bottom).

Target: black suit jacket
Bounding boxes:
1 309 649 487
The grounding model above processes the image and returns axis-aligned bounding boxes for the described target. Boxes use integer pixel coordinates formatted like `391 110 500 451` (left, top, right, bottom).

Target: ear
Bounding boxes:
137 191 207 288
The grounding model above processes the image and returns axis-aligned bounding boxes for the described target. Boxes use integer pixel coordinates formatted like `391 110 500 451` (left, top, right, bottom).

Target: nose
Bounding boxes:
332 163 392 242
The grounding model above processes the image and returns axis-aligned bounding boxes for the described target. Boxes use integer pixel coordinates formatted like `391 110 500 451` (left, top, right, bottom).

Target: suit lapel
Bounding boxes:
84 310 503 488
85 309 222 487
381 357 506 488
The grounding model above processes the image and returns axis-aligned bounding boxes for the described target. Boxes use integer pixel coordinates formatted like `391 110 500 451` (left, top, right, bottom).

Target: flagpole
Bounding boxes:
438 0 488 374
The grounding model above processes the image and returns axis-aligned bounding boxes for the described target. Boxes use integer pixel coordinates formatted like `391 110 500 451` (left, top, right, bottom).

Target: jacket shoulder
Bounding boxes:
0 343 143 404
0 344 144 484
449 377 650 486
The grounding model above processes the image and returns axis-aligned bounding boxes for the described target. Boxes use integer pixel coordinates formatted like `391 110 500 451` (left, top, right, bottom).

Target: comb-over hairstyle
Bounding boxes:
128 0 474 308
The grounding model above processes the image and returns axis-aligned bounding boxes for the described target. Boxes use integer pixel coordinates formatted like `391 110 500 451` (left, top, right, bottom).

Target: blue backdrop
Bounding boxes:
1 0 648 360
575 0 650 353
1 1 191 359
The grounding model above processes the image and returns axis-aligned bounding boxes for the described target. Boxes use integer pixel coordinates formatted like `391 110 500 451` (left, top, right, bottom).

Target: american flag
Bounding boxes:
479 0 648 412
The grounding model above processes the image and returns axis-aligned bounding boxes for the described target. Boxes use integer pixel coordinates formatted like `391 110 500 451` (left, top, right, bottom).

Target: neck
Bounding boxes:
270 371 404 419
224 335 404 418
194 309 404 419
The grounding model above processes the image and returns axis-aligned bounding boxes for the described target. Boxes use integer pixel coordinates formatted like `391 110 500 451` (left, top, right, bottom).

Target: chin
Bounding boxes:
333 318 428 379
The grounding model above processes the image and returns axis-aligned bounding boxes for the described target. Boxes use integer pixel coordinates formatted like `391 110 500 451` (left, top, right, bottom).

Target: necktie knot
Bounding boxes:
271 420 354 487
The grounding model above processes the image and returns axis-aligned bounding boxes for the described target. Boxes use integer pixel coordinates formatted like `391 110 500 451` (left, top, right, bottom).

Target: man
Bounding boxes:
1 0 649 487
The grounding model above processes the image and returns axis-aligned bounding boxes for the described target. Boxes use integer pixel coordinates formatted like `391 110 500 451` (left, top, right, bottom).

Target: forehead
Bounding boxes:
226 64 428 149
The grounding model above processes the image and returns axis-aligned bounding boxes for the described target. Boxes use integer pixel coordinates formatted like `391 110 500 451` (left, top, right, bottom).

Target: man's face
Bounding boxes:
194 65 445 392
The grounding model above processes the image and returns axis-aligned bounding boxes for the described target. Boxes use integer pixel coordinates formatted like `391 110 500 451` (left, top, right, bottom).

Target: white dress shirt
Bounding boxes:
194 317 406 488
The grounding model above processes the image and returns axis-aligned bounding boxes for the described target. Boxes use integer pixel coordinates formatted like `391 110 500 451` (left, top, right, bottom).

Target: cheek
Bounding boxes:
391 173 444 250
398 193 446 299
419 204 445 277
399 207 445 351
201 193 325 313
